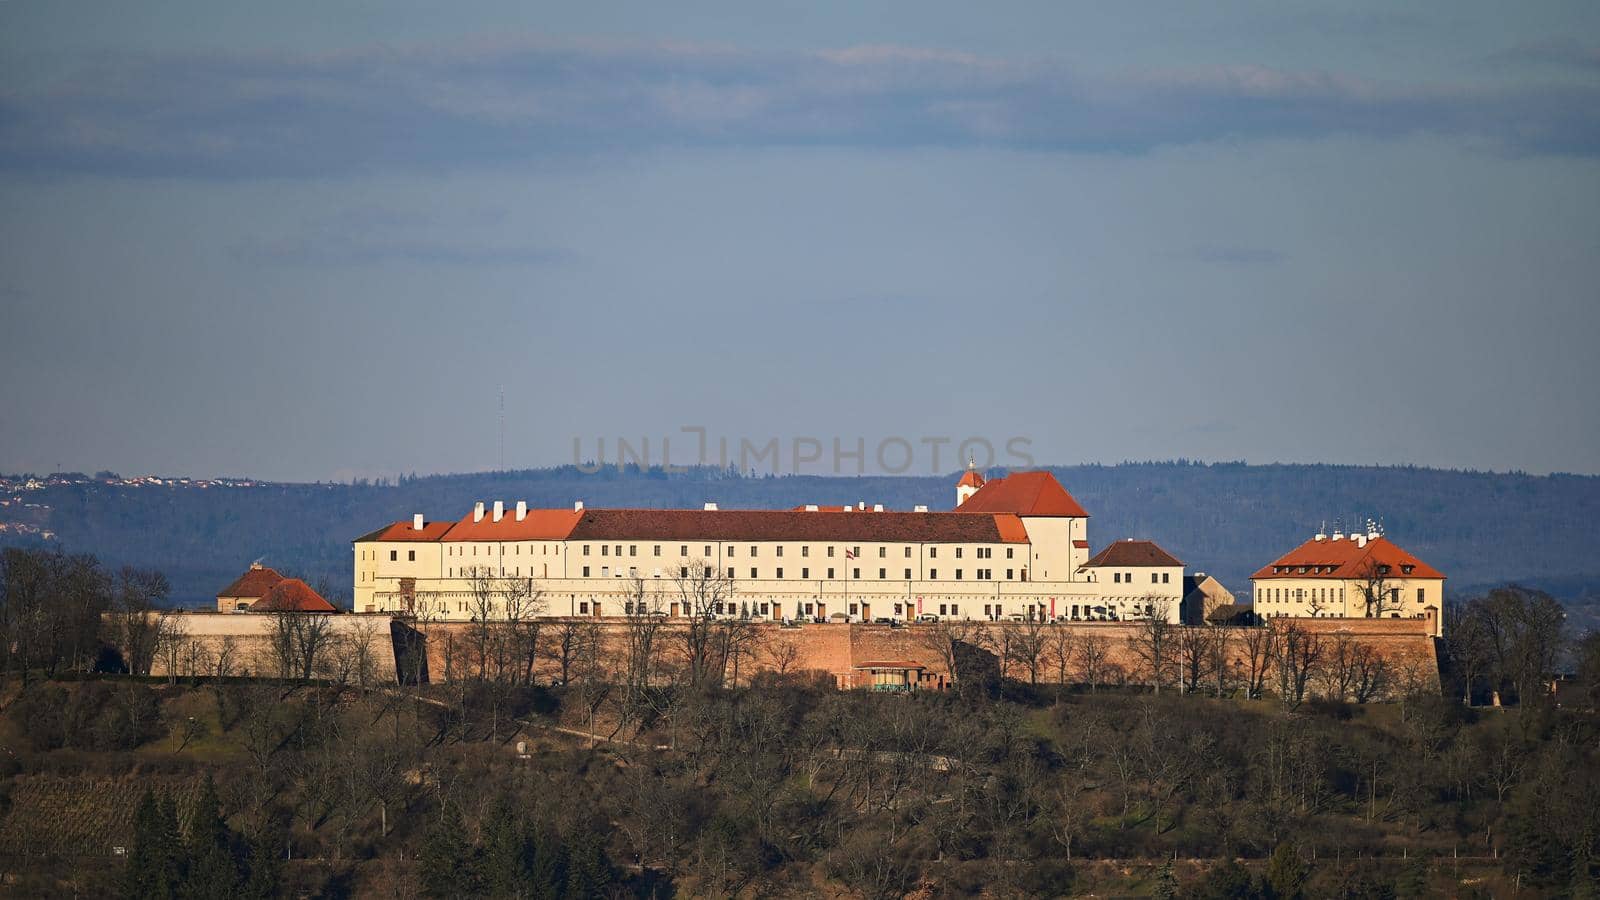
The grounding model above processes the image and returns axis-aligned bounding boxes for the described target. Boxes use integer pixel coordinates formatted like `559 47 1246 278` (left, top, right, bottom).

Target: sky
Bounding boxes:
2 1 1598 482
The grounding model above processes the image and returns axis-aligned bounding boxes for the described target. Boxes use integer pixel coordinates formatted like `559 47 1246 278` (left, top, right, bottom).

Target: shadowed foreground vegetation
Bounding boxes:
0 666 1598 898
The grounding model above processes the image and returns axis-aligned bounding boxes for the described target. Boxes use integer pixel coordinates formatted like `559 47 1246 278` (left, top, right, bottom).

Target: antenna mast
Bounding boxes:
498 384 505 472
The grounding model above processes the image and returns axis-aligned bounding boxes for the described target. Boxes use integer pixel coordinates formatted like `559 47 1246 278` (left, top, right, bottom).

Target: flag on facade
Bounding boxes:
845 549 856 559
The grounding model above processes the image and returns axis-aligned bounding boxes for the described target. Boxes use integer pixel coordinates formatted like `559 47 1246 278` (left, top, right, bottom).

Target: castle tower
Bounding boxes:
955 457 986 507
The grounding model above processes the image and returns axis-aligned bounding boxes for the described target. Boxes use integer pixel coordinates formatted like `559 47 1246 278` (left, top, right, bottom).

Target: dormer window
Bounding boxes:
1378 565 1391 575
1401 564 1414 575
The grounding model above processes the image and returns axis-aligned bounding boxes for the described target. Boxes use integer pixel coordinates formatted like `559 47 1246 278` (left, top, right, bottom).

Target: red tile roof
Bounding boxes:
217 565 284 600
1252 536 1445 581
250 578 337 613
354 520 456 542
957 469 986 489
444 508 584 542
566 508 1031 544
1081 539 1185 569
954 471 1090 517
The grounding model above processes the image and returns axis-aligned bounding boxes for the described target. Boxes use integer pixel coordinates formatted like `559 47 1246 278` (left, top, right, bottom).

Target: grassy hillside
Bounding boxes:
3 462 1597 614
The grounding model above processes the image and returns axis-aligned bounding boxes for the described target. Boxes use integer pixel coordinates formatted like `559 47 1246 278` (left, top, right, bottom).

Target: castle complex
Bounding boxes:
352 466 1190 625
348 466 1446 637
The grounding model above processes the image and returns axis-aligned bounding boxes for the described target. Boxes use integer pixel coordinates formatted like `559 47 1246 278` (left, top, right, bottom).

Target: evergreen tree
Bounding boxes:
528 827 567 900
562 828 613 899
121 789 161 900
239 830 283 900
182 776 239 900
420 802 475 899
1184 859 1260 900
1264 843 1309 900
480 800 531 898
1153 859 1179 900
1392 856 1428 900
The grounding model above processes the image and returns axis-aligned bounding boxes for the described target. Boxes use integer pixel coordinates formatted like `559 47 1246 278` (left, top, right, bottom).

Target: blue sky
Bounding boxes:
2 2 1598 480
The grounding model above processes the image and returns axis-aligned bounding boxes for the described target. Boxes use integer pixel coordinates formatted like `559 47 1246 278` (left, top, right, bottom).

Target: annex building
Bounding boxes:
353 467 1189 624
1251 525 1445 636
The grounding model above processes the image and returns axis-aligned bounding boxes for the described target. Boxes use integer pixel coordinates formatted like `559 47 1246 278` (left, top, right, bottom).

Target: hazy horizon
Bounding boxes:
3 2 1598 482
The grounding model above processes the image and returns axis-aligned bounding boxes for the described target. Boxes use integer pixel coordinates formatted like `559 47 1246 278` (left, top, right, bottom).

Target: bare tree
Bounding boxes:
669 560 738 689
1355 558 1406 619
269 611 335 680
112 566 170 676
1240 623 1277 700
1075 633 1111 693
1270 620 1323 711
913 618 990 690
1126 598 1176 693
1047 626 1079 700
1350 642 1392 703
1008 615 1050 686
1205 626 1234 697
155 614 190 683
620 576 666 724
1175 626 1217 695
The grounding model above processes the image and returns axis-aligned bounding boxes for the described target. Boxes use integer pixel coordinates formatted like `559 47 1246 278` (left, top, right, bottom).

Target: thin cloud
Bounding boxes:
236 234 572 267
3 37 1598 178
1484 38 1600 73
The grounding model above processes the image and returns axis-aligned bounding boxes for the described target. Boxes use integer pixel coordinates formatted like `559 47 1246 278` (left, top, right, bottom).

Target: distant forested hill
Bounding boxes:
4 463 1597 622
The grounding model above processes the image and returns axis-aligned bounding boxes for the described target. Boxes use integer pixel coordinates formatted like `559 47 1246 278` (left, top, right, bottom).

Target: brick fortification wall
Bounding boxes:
149 613 1438 694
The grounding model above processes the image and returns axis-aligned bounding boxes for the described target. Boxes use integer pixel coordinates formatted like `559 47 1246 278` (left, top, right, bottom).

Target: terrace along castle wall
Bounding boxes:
146 611 1439 696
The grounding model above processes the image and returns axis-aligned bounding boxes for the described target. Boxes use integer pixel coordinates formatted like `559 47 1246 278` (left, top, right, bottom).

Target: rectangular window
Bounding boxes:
853 568 860 579
930 547 938 558
956 569 963 580
827 546 835 557
940 604 948 615
601 545 609 556
680 544 688 556
1113 572 1122 583
878 568 886 579
904 568 912 579
630 545 637 556
802 546 810 557
390 550 397 561
408 550 415 561
728 545 736 557
776 567 784 578
653 545 661 556
680 566 688 577
956 548 963 558
878 547 886 558
1416 587 1425 604
579 602 589 614
827 567 835 579
776 546 784 557
704 545 711 557
951 603 960 615
582 566 591 577
727 568 735 579
802 567 810 579
750 568 758 579
1152 573 1159 583
582 545 590 556
751 545 758 557
904 547 912 558
930 569 938 579
1162 573 1170 583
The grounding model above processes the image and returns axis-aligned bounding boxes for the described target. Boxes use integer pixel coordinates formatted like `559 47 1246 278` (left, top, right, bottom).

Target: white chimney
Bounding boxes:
473 501 486 523
913 504 928 513
515 501 527 521
1332 529 1344 541
804 504 819 512
1314 533 1326 542
492 500 504 522
842 505 852 512
704 502 718 511
872 503 884 512
412 513 425 531
857 501 865 510
1356 534 1368 548
573 500 584 512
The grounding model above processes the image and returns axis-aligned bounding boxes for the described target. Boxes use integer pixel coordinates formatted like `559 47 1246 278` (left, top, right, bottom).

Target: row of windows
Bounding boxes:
580 543 1016 559
575 565 1028 581
1111 571 1171 584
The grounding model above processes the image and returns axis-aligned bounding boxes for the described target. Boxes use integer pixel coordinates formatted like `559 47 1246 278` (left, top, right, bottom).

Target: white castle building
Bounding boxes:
352 466 1188 624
